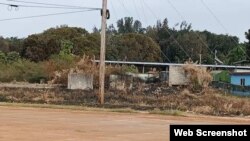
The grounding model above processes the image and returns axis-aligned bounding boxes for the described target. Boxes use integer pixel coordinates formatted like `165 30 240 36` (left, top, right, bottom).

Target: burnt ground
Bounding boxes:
0 83 250 116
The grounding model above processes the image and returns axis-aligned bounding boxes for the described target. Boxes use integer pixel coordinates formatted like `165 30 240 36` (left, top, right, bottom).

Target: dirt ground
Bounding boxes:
0 106 250 141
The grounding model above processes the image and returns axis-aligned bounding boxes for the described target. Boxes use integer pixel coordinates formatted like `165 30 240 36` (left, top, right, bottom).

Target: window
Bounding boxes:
240 78 245 86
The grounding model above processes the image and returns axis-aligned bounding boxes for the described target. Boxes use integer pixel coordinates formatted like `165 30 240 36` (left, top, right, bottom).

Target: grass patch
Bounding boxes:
0 102 186 116
109 108 138 113
0 102 87 111
0 102 141 114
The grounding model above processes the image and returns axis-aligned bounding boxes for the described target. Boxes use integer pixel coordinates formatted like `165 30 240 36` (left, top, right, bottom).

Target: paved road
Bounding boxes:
0 107 250 141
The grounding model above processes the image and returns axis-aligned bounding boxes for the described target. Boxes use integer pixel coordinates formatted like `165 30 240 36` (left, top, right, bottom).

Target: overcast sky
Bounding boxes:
0 0 249 42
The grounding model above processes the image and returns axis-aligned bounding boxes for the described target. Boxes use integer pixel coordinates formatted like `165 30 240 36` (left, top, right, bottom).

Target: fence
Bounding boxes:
211 81 250 96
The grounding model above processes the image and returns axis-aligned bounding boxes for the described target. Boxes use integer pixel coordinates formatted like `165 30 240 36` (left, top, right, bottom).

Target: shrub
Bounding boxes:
0 51 20 64
0 60 48 83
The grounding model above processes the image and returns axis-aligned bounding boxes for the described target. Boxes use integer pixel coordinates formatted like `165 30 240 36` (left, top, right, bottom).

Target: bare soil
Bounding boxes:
0 106 250 141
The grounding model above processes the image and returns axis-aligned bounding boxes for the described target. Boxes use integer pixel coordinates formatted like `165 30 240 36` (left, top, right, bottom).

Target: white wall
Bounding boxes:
68 73 93 90
169 66 188 86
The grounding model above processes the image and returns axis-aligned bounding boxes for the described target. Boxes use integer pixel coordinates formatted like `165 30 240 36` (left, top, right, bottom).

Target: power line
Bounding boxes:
117 0 132 16
142 0 191 60
6 0 101 10
165 0 216 62
200 0 250 60
0 9 98 22
132 0 142 22
139 0 148 24
200 0 228 33
139 1 172 62
109 1 171 62
110 0 118 21
0 2 101 10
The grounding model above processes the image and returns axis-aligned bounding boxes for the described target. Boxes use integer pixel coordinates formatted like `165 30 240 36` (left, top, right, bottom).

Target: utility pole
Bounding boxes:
99 0 108 104
199 45 202 65
199 54 202 65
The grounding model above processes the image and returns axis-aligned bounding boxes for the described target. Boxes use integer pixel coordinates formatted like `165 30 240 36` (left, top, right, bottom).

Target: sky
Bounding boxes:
0 0 249 42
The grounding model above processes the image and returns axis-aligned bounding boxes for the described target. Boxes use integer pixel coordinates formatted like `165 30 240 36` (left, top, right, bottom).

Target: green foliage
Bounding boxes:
245 29 250 60
48 55 75 73
6 52 21 63
6 37 24 53
0 18 247 66
59 40 73 56
146 18 195 63
0 51 20 64
0 51 6 63
146 19 239 64
0 36 9 53
107 33 162 62
117 17 145 34
214 71 230 83
121 65 138 73
46 41 76 79
21 26 101 62
47 40 75 70
176 31 209 63
22 34 61 62
0 60 47 83
202 30 239 63
226 45 246 65
72 33 100 57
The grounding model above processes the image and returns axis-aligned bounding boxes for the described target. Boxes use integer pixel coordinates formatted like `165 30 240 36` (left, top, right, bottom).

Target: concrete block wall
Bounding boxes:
169 66 188 86
68 73 93 90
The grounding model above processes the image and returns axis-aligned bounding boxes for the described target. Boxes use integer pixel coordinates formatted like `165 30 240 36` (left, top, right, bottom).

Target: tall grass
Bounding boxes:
183 62 212 93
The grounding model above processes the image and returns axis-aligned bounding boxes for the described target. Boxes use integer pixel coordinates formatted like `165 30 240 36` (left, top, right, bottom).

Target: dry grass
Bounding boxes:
183 62 212 93
149 108 184 116
192 106 214 115
1 84 250 116
47 55 132 87
48 55 99 84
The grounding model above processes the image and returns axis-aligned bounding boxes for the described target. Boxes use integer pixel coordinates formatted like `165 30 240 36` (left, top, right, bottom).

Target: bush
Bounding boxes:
0 60 48 83
0 51 20 64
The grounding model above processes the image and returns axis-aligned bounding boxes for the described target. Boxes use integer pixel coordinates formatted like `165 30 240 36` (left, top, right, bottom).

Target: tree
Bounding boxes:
59 40 74 56
43 25 88 39
6 37 24 53
0 51 6 63
177 31 209 63
107 33 162 62
0 37 9 53
117 17 144 34
22 26 91 61
245 29 250 60
202 30 239 63
0 51 20 64
22 34 60 62
72 33 100 57
107 24 117 35
226 45 246 65
146 18 183 63
92 26 100 33
133 20 143 33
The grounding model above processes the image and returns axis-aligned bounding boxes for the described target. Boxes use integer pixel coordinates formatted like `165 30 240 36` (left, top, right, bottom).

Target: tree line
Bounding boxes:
0 17 250 65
